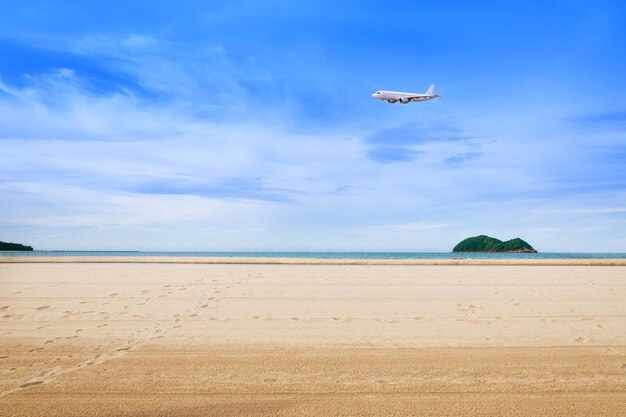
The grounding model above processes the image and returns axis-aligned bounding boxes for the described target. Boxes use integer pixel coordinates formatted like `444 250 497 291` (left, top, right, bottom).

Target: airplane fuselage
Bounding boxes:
371 85 439 104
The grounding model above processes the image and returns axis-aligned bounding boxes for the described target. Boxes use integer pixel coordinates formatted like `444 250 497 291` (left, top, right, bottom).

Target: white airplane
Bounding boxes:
371 84 439 104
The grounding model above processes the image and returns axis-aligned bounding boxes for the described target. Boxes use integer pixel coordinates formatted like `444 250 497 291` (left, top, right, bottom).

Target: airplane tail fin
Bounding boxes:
425 84 435 96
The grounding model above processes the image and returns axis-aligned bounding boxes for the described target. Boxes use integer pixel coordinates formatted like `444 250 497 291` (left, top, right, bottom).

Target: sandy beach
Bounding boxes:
1 258 625 416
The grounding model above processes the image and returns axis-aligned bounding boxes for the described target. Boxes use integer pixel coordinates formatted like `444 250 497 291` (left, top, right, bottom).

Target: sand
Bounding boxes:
1 258 625 416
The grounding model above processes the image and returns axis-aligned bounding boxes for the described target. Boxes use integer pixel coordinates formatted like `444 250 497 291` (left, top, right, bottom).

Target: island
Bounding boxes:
453 235 537 253
0 241 34 251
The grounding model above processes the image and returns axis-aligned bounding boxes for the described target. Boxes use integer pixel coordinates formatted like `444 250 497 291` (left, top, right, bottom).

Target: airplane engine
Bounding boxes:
399 97 410 104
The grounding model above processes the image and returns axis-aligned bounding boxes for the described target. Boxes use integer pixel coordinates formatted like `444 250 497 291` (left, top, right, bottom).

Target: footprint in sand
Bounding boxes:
575 336 589 343
457 303 482 313
109 293 119 297
20 381 44 388
85 354 103 366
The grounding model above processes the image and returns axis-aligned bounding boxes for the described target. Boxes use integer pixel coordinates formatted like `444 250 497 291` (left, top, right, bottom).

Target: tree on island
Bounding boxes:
453 235 537 253
0 241 34 251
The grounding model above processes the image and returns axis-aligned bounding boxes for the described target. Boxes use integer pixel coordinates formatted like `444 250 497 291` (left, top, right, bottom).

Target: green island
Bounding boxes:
453 235 537 253
0 241 34 251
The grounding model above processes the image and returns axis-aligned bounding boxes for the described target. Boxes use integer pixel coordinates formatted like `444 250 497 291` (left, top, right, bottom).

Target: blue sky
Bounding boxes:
1 1 626 251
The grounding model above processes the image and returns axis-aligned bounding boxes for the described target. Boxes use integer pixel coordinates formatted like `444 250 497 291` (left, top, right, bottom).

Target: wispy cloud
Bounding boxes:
445 151 482 166
129 177 303 202
363 123 478 164
364 124 472 146
574 110 626 124
366 147 422 164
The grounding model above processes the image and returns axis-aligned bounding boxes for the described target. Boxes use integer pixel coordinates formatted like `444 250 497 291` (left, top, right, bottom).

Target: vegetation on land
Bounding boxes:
0 241 33 251
453 235 537 253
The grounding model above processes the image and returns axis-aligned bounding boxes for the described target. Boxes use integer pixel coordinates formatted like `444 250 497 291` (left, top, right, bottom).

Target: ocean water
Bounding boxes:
1 251 626 259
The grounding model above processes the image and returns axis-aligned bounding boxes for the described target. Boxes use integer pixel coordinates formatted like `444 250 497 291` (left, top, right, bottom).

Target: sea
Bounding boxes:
1 251 625 259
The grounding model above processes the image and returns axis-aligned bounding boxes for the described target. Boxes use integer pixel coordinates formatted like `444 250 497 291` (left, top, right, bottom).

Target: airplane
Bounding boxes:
371 84 439 104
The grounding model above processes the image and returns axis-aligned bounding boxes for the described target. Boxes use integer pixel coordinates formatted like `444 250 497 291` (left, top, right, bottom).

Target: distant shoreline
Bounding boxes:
1 250 626 261
1 256 626 266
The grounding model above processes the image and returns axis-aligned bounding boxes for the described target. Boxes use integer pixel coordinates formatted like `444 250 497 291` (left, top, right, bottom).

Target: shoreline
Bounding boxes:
1 255 626 266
